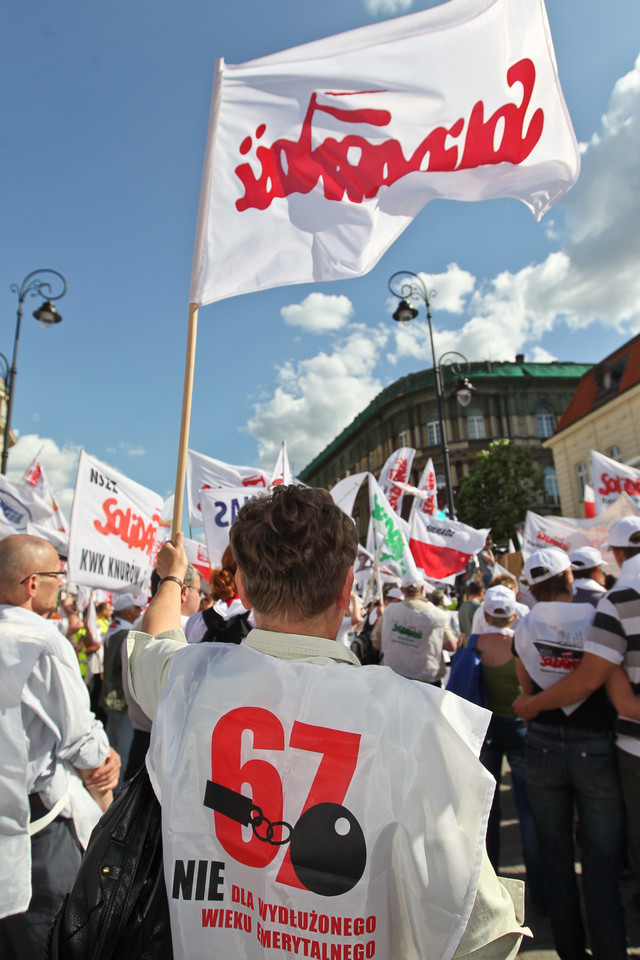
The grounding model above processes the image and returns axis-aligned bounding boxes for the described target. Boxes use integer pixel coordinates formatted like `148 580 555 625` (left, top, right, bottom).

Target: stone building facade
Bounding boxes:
299 357 592 524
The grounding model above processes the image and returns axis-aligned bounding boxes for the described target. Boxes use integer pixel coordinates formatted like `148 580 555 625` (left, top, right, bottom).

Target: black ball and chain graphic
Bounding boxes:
204 781 366 896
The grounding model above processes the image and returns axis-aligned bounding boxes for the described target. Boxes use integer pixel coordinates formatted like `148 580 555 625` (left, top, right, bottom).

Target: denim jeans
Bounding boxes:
525 723 627 960
480 714 546 909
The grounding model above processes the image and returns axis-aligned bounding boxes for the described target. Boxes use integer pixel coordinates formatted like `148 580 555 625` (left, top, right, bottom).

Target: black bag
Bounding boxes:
200 605 251 645
350 613 381 665
46 764 172 960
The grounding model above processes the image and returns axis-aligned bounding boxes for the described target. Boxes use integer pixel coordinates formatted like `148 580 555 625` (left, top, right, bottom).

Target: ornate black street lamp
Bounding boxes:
1 269 67 474
389 270 474 518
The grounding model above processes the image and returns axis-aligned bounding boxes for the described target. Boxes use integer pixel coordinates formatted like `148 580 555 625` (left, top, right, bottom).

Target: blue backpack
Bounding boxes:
446 634 489 708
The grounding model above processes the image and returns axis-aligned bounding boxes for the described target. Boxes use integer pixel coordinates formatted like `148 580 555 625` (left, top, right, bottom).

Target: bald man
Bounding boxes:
0 534 120 959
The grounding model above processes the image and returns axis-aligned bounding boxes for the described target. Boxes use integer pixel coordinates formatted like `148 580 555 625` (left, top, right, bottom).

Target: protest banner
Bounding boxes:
591 451 640 514
67 451 164 593
171 0 579 535
521 494 640 571
367 475 419 583
200 486 269 568
271 442 292 487
410 457 438 519
23 454 68 533
330 473 368 520
184 537 212 583
378 448 415 515
187 449 272 526
410 512 489 582
0 475 55 540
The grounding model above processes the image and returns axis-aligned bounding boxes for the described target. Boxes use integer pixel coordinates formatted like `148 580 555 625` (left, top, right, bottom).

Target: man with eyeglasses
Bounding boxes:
0 534 120 959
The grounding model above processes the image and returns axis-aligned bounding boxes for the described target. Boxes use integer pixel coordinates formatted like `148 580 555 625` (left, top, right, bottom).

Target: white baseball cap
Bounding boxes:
569 546 603 571
523 548 571 586
483 585 517 618
113 592 143 612
387 587 404 600
606 516 640 548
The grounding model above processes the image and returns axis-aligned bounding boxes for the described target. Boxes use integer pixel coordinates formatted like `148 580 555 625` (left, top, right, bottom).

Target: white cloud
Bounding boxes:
363 0 412 14
245 325 389 470
281 292 354 333
127 447 146 457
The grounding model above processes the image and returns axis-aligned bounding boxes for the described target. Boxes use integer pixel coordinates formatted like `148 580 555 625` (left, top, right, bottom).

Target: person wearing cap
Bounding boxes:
370 583 403 654
512 547 626 960
475 586 545 912
100 592 143 789
379 575 456 684
516 516 640 921
569 546 606 607
469 573 529 639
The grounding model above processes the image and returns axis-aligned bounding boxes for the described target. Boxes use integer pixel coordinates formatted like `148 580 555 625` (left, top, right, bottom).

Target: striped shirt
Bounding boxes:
585 553 640 756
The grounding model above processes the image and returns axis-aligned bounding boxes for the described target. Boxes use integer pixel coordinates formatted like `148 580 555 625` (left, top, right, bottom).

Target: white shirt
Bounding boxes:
0 605 109 919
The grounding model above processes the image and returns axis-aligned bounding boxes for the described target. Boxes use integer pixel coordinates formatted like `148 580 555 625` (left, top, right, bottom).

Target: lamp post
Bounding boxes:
1 269 67 474
388 270 474 519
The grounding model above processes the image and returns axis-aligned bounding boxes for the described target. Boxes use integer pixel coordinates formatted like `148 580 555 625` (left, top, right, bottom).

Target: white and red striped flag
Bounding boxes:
190 0 579 305
410 511 489 581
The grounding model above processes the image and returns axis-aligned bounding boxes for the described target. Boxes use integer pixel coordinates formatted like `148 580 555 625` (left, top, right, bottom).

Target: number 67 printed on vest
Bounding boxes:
148 643 495 960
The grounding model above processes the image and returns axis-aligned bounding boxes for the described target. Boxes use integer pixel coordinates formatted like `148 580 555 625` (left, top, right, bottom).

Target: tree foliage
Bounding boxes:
455 439 545 543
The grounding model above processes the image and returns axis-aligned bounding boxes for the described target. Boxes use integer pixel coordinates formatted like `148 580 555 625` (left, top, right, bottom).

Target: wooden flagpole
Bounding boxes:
171 303 199 536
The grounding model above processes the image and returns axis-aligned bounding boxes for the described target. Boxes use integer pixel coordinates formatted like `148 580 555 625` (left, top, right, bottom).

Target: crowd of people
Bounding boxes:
2 486 640 960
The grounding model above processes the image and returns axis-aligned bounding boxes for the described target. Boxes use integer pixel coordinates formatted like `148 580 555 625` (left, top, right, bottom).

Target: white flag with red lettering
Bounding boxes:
68 451 163 593
410 457 438 520
590 451 640 515
378 447 415 515
410 512 489 581
190 0 579 305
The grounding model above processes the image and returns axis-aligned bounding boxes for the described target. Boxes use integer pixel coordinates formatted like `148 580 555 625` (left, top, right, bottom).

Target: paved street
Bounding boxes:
497 766 640 957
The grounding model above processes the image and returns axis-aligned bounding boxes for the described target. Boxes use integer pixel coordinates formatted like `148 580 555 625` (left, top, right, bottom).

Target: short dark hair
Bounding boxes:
230 486 358 620
573 566 597 580
530 570 572 603
467 582 484 599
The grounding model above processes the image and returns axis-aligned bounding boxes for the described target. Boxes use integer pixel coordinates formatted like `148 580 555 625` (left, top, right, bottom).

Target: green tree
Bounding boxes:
456 439 545 543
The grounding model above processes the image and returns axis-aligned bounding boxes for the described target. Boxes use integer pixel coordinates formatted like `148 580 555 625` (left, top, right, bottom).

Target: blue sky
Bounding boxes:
2 0 640 519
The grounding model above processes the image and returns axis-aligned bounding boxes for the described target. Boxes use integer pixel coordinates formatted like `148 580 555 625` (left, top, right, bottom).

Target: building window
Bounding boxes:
576 461 589 500
467 410 486 440
609 445 623 462
545 467 560 505
536 407 555 438
427 416 441 446
398 428 411 448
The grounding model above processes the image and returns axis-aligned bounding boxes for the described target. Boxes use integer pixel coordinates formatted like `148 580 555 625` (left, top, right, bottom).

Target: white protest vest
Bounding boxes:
514 602 595 715
148 642 494 960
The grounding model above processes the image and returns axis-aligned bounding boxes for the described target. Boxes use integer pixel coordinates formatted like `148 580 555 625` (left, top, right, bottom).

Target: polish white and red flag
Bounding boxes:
410 511 489 581
410 457 438 519
189 0 579 305
378 447 415 514
270 441 293 487
583 483 596 519
22 455 68 533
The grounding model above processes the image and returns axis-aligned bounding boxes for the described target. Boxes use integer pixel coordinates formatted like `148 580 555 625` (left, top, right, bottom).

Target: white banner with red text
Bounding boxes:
378 448 415 515
521 494 640 571
591 451 640 515
190 0 579 305
67 451 164 593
